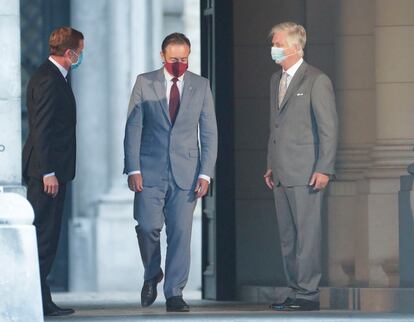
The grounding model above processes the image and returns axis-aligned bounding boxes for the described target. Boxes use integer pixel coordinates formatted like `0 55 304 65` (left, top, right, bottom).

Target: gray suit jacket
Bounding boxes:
266 61 338 186
124 68 218 190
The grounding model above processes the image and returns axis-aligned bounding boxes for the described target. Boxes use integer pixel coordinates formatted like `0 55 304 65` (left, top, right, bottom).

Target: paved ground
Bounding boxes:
45 292 414 322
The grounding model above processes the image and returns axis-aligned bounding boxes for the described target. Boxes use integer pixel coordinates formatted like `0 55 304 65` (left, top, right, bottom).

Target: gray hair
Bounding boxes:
270 22 306 57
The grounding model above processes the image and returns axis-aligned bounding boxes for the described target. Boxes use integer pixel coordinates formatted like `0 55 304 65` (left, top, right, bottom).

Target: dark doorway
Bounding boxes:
200 0 236 300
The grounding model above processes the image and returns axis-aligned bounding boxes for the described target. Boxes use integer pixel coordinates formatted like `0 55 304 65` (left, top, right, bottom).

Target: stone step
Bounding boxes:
239 286 414 311
44 291 414 322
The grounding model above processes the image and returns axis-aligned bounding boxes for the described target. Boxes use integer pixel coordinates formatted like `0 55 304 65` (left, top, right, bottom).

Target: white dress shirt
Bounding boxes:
128 68 210 184
49 56 68 79
43 57 68 178
282 58 304 88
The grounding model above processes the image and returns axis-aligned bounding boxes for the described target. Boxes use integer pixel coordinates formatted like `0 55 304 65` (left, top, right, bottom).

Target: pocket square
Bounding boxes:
296 93 304 96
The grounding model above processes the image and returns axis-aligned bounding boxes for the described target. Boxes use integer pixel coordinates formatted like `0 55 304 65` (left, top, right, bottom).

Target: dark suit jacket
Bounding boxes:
22 59 77 183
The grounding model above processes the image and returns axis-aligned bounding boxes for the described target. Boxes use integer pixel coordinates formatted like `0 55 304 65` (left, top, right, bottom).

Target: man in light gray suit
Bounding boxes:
264 22 338 311
124 33 217 312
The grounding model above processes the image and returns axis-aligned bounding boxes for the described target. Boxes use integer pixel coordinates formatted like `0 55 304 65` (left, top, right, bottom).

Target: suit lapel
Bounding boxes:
64 73 76 105
278 61 307 114
45 60 76 118
174 72 194 125
46 60 75 101
152 68 171 125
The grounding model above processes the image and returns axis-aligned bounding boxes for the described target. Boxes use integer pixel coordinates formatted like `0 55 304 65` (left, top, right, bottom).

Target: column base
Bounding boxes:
0 184 26 197
325 181 358 286
355 177 400 287
94 188 141 291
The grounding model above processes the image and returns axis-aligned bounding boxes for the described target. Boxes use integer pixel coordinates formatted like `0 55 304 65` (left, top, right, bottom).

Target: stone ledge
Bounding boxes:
239 285 414 312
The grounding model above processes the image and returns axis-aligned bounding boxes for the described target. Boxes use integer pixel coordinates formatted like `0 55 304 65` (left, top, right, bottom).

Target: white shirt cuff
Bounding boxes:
128 170 141 176
198 174 210 184
43 172 55 177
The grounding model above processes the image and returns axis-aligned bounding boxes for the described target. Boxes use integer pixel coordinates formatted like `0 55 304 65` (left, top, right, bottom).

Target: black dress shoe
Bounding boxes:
275 298 320 311
141 269 164 307
166 296 190 312
43 301 75 316
269 297 295 310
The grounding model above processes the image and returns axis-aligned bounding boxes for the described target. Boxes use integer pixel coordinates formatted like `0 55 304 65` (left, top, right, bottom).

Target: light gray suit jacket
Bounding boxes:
266 61 338 187
124 68 218 190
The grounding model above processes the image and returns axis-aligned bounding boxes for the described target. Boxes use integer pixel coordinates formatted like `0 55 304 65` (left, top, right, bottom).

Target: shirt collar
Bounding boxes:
49 56 68 79
283 58 304 78
163 68 185 82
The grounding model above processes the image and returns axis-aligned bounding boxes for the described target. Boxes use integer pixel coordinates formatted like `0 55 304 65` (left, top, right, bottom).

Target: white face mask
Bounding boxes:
271 46 298 64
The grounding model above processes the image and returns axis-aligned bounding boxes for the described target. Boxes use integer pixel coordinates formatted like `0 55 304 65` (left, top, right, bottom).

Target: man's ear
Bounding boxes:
160 51 165 63
294 44 301 52
63 48 72 59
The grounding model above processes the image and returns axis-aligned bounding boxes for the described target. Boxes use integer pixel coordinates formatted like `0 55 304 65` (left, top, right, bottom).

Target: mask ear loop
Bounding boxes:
70 50 80 64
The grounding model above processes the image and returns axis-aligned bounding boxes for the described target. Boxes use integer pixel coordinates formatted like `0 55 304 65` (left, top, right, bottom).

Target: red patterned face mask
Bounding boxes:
164 61 188 77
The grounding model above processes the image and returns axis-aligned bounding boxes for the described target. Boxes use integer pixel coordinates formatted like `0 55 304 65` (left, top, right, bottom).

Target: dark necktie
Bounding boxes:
169 78 180 124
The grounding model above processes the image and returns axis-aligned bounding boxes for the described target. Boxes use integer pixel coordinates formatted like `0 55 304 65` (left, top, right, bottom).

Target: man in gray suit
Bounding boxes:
124 33 218 312
264 22 338 311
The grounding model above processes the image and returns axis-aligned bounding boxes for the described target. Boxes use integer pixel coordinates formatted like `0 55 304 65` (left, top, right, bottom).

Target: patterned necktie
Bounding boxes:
278 72 288 108
169 77 180 124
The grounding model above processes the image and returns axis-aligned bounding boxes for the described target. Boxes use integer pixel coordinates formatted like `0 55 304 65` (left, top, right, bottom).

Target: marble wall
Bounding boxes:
0 0 23 195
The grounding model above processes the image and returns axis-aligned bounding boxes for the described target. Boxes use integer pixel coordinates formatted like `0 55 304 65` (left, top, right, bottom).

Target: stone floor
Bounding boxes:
45 291 414 322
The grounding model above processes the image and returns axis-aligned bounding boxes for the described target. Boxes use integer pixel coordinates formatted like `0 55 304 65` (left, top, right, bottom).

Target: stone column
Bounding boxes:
0 0 24 195
0 1 41 319
69 0 164 292
163 0 184 37
69 0 109 291
0 192 42 321
93 0 141 291
130 0 150 83
151 0 163 69
328 0 375 286
356 0 414 287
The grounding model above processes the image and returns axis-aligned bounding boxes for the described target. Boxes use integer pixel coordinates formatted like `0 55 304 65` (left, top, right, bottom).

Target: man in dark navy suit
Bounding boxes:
22 26 84 317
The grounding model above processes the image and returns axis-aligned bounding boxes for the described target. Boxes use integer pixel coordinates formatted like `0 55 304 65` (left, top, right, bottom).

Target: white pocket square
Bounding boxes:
296 93 304 96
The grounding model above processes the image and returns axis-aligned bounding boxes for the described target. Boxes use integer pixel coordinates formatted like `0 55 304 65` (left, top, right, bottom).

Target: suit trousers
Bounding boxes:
26 177 67 304
273 184 323 301
133 168 197 299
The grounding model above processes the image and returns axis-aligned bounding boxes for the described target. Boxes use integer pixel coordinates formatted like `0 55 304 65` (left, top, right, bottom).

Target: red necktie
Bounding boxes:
169 78 180 124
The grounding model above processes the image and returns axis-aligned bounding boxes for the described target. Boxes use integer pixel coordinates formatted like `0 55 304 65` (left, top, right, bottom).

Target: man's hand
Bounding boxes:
43 175 59 198
309 172 330 190
195 178 209 198
264 169 274 190
128 173 143 192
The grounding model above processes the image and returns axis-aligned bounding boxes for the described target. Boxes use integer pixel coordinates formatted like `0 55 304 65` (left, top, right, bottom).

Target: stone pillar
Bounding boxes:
93 0 141 291
130 0 150 83
69 0 164 292
328 0 375 286
356 0 414 286
69 0 109 291
151 0 163 69
0 192 42 321
107 0 131 190
163 0 184 37
0 0 24 195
